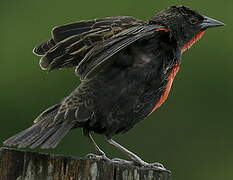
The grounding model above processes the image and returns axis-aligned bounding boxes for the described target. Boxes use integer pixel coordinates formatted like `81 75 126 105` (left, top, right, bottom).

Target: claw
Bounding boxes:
148 163 171 173
150 162 165 168
132 160 169 172
105 138 171 172
86 153 96 159
111 157 170 173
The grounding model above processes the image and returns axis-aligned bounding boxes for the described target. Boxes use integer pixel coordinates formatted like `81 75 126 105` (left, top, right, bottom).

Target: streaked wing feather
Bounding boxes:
76 25 165 80
34 16 144 70
52 16 143 42
33 39 56 56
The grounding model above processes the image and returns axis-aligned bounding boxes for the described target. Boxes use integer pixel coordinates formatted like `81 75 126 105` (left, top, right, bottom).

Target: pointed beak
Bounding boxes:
201 16 225 29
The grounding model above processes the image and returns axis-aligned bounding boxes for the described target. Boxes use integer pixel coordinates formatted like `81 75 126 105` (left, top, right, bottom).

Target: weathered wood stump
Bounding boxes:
0 147 171 180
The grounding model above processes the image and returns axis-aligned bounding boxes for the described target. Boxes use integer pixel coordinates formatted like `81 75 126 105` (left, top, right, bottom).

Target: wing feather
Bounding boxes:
76 25 165 80
34 16 144 70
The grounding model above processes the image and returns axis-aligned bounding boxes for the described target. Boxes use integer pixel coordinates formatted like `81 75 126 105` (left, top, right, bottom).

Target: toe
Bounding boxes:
85 153 110 162
111 158 134 165
150 162 164 168
86 153 96 159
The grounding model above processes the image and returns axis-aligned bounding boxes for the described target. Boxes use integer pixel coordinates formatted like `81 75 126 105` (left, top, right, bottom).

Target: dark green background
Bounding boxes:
1 0 232 179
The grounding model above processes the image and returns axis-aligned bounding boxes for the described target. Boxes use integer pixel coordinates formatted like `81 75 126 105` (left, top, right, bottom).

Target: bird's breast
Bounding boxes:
150 63 180 114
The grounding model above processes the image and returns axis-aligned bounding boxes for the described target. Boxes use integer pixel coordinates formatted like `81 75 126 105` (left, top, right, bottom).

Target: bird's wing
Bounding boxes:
76 25 167 80
33 16 145 70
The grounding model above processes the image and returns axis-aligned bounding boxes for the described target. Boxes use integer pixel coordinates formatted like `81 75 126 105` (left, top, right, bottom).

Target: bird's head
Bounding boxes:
149 6 224 52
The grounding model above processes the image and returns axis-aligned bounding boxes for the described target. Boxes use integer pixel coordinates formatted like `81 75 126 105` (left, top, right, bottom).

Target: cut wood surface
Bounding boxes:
0 147 171 180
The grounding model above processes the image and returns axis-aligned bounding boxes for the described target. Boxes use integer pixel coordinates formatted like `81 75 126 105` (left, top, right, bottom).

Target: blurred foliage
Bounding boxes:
0 0 232 179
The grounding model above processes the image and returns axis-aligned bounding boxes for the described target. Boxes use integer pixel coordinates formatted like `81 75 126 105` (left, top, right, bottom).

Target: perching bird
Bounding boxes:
4 5 224 171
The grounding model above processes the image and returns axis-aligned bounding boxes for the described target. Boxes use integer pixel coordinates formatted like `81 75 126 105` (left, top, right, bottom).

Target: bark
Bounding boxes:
0 147 171 180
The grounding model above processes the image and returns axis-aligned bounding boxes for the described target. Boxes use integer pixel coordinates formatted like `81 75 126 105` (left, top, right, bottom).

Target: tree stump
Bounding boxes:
0 147 171 180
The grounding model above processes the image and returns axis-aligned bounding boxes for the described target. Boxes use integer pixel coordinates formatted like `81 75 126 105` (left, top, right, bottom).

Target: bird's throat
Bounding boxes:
182 31 206 52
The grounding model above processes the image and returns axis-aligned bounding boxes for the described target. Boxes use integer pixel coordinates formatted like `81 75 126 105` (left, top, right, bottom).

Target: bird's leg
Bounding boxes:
87 132 106 156
105 137 167 171
85 130 110 161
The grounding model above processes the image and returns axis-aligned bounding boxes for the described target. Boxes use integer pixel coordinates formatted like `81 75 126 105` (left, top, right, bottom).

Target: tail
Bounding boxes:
3 104 77 149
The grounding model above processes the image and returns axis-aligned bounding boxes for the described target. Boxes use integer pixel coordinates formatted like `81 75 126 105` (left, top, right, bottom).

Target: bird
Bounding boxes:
4 5 224 171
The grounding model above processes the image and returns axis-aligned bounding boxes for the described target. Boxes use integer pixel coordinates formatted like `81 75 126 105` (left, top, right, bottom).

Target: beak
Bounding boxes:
201 16 225 29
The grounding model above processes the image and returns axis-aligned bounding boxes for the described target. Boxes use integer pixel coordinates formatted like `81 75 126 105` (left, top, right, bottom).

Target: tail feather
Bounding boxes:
40 121 76 149
4 124 41 146
3 104 77 149
34 103 60 123
29 127 59 149
17 126 48 148
17 123 59 148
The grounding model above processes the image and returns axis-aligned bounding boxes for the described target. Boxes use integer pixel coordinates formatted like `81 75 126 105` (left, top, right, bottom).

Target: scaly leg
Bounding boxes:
105 137 167 171
85 131 110 161
87 132 106 156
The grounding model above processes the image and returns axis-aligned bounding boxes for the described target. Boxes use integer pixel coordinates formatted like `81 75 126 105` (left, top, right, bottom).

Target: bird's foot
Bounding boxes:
85 153 110 162
133 160 170 173
111 158 134 166
110 158 169 173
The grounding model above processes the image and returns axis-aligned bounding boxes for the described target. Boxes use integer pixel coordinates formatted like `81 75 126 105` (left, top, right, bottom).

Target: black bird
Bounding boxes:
4 6 224 170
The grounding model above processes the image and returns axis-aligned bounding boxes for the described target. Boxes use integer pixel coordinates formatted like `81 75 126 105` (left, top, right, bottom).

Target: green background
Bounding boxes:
1 0 232 179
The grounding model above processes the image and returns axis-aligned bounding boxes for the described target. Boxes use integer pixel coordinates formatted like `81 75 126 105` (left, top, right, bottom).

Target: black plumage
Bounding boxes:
4 5 224 170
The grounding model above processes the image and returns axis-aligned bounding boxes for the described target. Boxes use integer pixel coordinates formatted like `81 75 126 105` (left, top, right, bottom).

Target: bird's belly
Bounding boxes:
86 63 180 136
150 64 180 114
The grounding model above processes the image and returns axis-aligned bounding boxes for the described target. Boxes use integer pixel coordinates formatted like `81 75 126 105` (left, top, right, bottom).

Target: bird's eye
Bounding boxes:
189 17 198 25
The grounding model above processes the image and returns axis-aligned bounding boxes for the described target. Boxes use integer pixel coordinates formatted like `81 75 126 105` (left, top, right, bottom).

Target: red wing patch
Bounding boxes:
150 64 180 114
